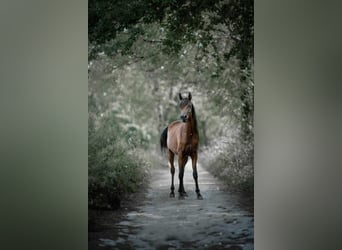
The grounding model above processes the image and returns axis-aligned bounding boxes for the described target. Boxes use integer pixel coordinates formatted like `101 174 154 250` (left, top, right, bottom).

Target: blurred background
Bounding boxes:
88 0 254 209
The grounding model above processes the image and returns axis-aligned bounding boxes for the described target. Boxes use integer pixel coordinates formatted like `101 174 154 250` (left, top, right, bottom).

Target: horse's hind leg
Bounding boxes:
168 149 175 198
191 153 203 200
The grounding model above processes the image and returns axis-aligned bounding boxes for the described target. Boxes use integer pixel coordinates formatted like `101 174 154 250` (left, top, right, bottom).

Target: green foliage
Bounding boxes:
201 131 254 194
88 62 153 209
205 62 254 140
89 0 253 69
88 112 150 209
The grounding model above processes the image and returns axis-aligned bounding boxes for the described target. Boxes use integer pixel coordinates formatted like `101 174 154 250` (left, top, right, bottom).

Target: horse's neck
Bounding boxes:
188 115 198 135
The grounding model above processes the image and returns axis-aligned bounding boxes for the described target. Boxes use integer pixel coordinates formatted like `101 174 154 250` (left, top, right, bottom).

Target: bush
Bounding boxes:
88 114 149 209
201 132 254 195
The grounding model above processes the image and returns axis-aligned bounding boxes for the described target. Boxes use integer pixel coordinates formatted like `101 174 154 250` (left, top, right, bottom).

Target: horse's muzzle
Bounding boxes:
181 115 188 122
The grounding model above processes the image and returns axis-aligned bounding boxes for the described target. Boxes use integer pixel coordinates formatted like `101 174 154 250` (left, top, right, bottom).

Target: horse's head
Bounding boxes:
178 92 193 123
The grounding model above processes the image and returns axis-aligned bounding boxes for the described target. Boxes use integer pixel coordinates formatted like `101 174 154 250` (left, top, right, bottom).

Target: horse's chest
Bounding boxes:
183 137 198 154
184 144 196 155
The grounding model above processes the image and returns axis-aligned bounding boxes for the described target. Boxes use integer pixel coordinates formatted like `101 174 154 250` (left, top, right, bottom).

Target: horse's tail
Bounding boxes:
160 127 168 153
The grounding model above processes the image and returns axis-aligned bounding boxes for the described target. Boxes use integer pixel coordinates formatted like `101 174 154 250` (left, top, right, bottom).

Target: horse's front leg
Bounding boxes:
178 154 188 199
168 150 175 198
191 152 203 200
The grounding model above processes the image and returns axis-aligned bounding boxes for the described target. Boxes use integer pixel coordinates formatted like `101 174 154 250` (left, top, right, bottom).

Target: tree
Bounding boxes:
89 0 253 68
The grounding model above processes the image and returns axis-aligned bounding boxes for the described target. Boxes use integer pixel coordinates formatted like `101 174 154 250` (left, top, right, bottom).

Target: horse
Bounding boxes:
160 92 203 200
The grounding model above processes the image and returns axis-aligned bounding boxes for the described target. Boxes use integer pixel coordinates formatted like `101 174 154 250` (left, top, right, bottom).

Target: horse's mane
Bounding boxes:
192 104 199 134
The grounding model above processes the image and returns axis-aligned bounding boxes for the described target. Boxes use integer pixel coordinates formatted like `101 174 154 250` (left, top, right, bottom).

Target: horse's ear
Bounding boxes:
188 92 192 100
179 93 183 100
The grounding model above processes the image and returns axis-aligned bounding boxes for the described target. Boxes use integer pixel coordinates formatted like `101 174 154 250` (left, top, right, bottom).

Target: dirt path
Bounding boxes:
89 162 254 249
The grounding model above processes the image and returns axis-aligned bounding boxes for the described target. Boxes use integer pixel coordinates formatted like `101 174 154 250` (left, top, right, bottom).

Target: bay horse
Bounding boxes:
160 92 203 200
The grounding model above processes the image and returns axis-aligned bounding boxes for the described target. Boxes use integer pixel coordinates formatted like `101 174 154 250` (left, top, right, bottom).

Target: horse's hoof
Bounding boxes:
197 194 203 200
182 191 188 197
178 193 185 199
169 193 175 198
